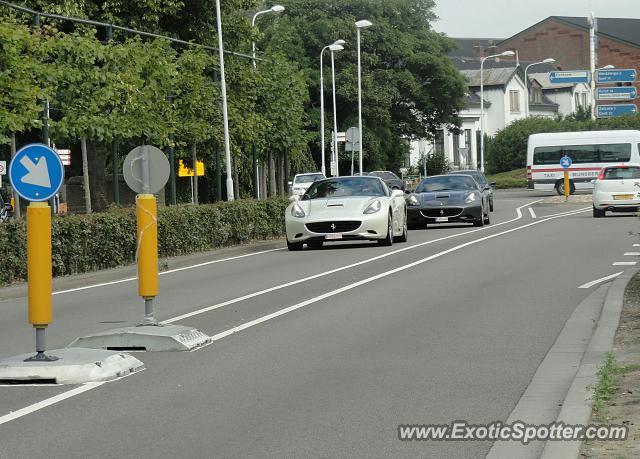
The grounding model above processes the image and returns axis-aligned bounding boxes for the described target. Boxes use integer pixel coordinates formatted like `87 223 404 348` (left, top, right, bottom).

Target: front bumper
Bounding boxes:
407 204 482 225
286 211 389 243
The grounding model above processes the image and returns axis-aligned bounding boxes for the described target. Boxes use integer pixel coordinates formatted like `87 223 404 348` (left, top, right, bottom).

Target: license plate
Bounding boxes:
325 233 343 240
435 217 448 222
614 194 634 200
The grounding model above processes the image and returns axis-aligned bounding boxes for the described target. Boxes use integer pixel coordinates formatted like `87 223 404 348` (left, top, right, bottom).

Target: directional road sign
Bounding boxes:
549 71 590 84
595 69 637 84
596 104 638 118
9 144 64 202
123 145 170 194
596 87 637 101
560 155 572 169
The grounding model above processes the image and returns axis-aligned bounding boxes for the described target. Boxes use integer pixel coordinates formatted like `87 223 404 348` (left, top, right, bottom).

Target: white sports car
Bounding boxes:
593 164 640 217
285 176 408 250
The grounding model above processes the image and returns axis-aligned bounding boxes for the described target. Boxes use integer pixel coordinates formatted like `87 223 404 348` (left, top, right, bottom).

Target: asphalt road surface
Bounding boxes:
0 190 637 458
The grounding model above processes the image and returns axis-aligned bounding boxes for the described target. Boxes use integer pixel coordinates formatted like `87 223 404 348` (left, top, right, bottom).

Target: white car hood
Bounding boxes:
301 197 382 218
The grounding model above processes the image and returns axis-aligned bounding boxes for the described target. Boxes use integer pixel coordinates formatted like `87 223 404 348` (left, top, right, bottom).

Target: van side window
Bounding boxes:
598 144 631 162
533 146 562 165
564 144 597 164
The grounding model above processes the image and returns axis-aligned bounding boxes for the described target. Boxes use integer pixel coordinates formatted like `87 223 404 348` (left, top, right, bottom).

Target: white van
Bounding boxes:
526 130 640 194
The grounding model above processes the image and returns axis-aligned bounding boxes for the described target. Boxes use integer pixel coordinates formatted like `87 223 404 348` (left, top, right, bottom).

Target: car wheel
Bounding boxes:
556 180 575 196
378 213 394 246
395 214 408 243
489 198 494 212
473 206 485 227
484 211 491 225
287 239 303 251
307 240 323 249
593 206 606 218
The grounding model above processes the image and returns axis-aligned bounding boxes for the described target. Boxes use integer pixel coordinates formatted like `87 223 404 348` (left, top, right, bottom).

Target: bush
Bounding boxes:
417 150 450 176
485 114 640 174
0 198 288 286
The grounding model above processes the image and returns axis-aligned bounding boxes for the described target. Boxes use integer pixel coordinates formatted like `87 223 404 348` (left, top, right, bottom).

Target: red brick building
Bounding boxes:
497 16 640 110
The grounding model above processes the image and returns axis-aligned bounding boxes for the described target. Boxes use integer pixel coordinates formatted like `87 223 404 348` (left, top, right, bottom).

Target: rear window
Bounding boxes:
602 166 640 180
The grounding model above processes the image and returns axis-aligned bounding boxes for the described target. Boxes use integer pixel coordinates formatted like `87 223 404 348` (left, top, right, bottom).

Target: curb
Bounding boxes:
540 268 638 458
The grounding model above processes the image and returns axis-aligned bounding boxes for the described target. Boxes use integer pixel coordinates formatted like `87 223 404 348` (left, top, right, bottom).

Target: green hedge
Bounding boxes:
0 198 288 286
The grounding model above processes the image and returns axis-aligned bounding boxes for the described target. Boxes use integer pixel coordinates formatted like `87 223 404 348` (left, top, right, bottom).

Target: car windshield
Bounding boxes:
602 166 640 180
370 171 399 181
452 171 487 185
303 177 387 199
294 174 325 184
415 176 478 192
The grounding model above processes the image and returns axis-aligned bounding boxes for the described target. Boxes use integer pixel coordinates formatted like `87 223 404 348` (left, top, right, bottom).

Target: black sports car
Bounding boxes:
406 174 491 228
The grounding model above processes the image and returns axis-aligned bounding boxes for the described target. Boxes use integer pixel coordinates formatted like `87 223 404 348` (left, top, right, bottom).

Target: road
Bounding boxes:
0 190 637 458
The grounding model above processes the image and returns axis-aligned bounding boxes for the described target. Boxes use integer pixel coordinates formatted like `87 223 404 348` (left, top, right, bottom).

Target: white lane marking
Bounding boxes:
634 244 640 247
166 206 589 325
528 207 537 219
163 200 546 324
52 248 284 296
578 272 624 289
0 382 105 426
613 262 637 266
624 252 640 256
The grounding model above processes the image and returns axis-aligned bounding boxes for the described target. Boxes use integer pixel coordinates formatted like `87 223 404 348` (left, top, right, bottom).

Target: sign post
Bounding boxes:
560 155 572 201
595 68 637 84
345 127 359 175
9 144 64 361
596 104 638 118
548 71 590 85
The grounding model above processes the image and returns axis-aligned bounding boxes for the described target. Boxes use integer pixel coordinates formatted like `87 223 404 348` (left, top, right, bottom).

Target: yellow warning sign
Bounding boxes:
178 159 205 177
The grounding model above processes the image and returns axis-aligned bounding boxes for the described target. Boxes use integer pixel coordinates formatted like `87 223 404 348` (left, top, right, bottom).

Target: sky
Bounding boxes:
432 0 640 38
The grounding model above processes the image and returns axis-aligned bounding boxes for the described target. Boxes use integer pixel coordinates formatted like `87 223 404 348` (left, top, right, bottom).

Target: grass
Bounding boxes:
592 353 619 414
486 168 527 189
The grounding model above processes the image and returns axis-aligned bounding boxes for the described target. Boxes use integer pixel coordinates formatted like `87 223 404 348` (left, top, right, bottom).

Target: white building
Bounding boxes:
529 72 592 117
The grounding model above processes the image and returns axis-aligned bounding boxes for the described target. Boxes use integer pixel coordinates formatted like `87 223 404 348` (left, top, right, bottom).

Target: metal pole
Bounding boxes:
524 64 530 118
357 28 363 175
168 146 176 205
215 0 234 201
11 133 20 218
331 50 340 177
216 146 222 202
111 140 120 205
253 143 259 198
320 47 326 176
589 11 597 121
480 56 485 173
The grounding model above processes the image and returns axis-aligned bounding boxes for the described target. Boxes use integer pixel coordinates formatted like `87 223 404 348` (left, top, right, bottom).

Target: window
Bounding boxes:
464 130 473 167
434 130 445 155
531 87 542 104
575 93 581 108
509 90 520 113
603 166 640 180
581 92 588 108
533 143 632 165
452 134 460 166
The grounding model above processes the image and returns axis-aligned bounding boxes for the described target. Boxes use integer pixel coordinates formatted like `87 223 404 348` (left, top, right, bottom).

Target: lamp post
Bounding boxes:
214 0 234 201
319 39 345 176
251 5 284 199
355 19 372 175
480 50 515 173
330 43 344 176
524 58 555 117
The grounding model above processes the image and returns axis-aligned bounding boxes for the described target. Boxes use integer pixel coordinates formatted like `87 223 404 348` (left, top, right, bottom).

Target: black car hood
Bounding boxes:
414 191 472 205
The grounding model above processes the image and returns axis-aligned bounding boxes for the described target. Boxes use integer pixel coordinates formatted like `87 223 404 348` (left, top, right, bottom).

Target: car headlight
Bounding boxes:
364 199 382 214
464 192 478 203
407 195 419 206
290 203 306 218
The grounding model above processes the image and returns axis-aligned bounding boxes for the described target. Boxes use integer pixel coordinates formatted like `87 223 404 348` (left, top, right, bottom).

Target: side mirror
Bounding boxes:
287 181 292 187
289 194 300 203
489 181 496 186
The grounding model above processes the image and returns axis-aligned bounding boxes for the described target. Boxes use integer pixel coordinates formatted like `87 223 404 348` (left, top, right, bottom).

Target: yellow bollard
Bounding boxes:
564 171 570 201
136 194 158 299
27 202 52 326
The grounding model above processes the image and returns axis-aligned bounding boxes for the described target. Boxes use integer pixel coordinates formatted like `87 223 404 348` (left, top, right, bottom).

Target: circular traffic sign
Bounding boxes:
9 143 64 202
122 145 170 194
560 155 572 169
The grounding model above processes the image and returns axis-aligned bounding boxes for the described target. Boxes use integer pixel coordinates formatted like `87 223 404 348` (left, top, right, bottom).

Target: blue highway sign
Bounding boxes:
596 69 637 84
596 104 638 118
549 71 590 84
9 144 64 202
560 155 572 169
596 87 637 101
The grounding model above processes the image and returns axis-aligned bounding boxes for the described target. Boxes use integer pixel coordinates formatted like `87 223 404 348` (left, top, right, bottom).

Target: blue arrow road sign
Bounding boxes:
596 69 637 84
549 70 590 84
9 143 64 202
560 155 572 169
596 87 637 101
596 104 638 118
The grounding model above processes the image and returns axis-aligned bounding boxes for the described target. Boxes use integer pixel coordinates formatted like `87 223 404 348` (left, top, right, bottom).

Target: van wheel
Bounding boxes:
593 206 606 218
556 180 575 196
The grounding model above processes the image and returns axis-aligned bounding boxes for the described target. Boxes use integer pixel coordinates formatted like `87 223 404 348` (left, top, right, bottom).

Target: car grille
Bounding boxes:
421 208 462 218
306 221 361 233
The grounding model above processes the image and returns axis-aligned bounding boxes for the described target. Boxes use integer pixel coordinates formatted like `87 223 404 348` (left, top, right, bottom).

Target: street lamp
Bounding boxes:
480 50 515 173
251 5 284 199
215 0 234 201
524 58 555 117
319 39 346 176
330 43 344 177
355 19 372 175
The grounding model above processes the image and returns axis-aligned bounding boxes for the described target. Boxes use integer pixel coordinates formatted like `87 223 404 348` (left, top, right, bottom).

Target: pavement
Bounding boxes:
0 189 637 458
